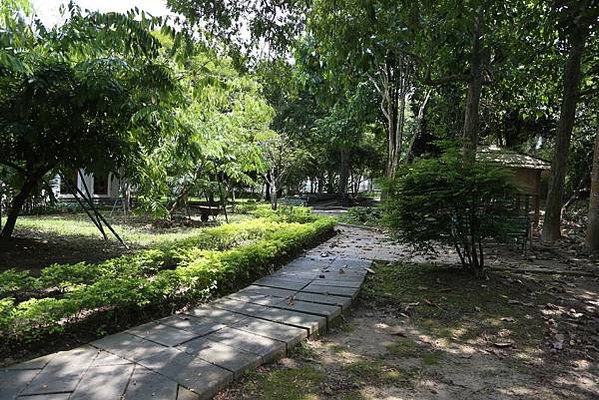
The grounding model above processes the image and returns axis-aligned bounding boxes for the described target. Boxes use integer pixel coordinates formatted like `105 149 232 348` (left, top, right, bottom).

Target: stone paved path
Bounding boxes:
1 226 404 400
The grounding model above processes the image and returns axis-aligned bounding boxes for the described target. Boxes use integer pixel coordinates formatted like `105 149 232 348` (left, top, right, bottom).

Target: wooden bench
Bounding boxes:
186 202 221 222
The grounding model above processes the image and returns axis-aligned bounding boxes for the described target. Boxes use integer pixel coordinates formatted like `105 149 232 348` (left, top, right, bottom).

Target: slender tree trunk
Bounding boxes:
338 147 350 202
586 123 599 253
0 175 38 240
462 9 485 166
270 176 278 210
264 173 271 202
542 24 587 242
386 92 399 177
406 89 432 163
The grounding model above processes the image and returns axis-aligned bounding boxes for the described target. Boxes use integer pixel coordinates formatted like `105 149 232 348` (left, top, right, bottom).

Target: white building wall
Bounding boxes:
52 170 121 200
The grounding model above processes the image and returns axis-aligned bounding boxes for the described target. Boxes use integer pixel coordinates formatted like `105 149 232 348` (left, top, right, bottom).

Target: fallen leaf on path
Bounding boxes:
493 341 514 348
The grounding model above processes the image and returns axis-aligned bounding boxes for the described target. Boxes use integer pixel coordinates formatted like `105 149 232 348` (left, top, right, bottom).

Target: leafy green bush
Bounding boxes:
0 216 336 342
234 199 259 213
340 207 383 227
0 269 34 297
385 149 520 273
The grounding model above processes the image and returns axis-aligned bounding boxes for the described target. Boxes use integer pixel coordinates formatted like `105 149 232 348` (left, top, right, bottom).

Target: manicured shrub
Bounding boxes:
252 205 318 223
0 215 336 342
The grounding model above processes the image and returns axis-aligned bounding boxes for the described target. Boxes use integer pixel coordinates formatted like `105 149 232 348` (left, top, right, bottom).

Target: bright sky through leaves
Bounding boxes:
31 0 176 26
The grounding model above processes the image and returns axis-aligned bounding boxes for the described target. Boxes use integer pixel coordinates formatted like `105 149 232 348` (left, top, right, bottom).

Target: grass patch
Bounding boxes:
422 352 442 365
345 359 410 385
14 213 251 247
248 366 325 400
386 337 420 357
362 262 552 347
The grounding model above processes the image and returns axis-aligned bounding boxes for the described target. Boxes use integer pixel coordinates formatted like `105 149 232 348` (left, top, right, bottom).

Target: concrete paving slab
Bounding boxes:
227 291 277 306
206 327 286 363
312 277 363 288
236 285 297 299
177 338 261 378
301 283 359 298
211 297 272 317
293 292 352 310
122 365 178 400
7 353 55 370
272 298 342 322
284 258 332 269
183 306 247 325
253 277 311 291
16 394 71 400
125 320 200 346
92 333 168 362
255 306 327 334
0 369 40 399
138 348 232 398
90 351 133 367
20 346 98 396
330 258 373 269
70 363 134 400
231 317 307 349
159 314 227 337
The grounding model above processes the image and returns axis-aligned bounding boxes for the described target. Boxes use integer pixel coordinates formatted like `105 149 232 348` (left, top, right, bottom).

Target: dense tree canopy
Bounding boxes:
1 0 598 254
0 3 182 238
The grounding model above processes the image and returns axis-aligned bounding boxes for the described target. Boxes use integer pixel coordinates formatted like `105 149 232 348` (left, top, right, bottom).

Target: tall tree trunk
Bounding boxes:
338 147 350 202
0 175 38 240
542 24 587 242
462 8 485 166
586 123 599 253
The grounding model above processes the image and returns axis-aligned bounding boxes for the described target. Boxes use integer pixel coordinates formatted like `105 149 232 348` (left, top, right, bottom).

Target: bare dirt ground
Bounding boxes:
216 236 599 400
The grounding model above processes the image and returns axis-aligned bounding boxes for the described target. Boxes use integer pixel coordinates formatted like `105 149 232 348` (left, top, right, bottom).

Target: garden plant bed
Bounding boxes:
0 209 336 365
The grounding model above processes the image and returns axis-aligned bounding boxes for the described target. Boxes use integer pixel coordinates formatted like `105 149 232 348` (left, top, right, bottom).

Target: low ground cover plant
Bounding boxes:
0 208 335 349
339 206 383 227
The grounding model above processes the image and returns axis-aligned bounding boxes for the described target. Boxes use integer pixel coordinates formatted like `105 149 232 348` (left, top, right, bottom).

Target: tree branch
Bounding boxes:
421 72 471 86
1 161 26 175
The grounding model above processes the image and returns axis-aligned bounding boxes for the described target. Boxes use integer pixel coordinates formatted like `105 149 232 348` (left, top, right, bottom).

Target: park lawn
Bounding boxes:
1 212 252 273
14 212 253 246
217 262 599 400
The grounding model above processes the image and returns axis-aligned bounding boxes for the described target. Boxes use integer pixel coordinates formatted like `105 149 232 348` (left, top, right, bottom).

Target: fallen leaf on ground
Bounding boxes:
493 342 514 348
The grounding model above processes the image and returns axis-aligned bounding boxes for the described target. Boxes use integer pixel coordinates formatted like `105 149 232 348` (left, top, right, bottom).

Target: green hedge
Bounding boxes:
0 213 335 342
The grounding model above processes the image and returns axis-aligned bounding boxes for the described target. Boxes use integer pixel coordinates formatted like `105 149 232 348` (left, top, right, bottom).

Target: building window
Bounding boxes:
93 174 109 195
60 170 79 195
